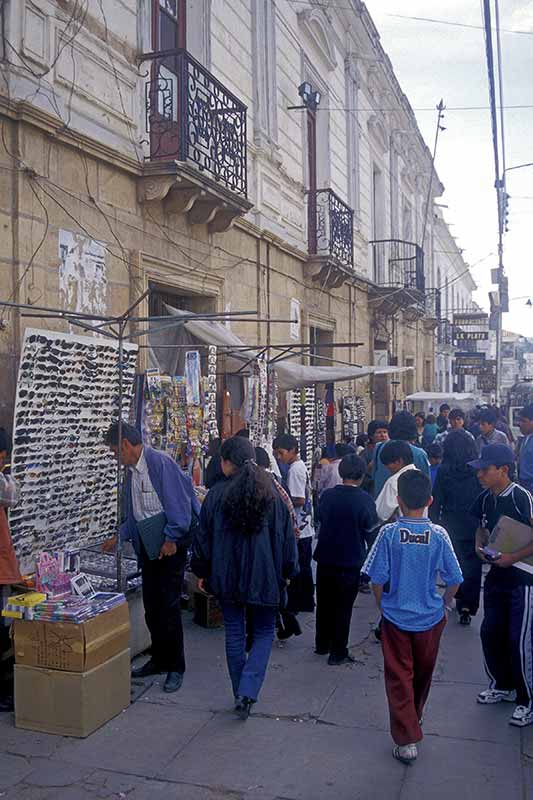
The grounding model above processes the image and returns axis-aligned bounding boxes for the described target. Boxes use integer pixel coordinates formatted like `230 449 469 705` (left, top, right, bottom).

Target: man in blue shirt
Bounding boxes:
103 423 199 694
372 411 430 497
363 470 462 765
518 405 533 493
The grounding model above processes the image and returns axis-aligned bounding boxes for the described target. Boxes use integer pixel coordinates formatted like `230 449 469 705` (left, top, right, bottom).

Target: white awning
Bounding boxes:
406 392 478 403
164 306 412 391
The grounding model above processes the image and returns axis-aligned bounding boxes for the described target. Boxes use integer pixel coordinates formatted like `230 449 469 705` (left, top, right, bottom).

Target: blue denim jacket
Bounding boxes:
121 447 200 556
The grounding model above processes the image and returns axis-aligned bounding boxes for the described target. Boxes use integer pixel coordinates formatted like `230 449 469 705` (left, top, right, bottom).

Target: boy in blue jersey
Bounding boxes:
363 470 462 765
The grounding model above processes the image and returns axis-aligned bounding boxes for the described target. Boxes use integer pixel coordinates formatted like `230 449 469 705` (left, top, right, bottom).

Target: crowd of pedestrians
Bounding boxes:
187 401 533 765
3 401 533 767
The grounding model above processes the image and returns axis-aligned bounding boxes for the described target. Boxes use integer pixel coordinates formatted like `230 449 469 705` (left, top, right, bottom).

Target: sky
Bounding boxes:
366 0 533 336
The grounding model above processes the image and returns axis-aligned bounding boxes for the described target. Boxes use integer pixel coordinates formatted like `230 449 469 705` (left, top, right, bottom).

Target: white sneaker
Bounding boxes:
477 688 517 704
392 743 418 764
509 705 533 727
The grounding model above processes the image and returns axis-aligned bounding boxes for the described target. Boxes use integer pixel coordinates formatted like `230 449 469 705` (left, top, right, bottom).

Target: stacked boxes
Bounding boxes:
13 601 131 737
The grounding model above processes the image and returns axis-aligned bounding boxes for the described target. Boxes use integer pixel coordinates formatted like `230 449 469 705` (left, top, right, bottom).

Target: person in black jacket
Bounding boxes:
430 430 483 626
192 436 299 719
314 454 378 664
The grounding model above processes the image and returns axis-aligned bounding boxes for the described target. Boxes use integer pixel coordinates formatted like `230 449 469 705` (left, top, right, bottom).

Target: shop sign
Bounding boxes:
477 360 497 391
455 351 487 375
453 312 489 341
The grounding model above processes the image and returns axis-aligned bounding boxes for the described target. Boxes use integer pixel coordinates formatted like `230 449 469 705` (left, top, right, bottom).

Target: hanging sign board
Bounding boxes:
453 312 489 341
477 360 498 391
455 351 487 375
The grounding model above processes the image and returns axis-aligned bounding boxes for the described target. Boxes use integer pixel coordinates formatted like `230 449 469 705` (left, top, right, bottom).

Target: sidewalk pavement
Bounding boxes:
0 590 530 800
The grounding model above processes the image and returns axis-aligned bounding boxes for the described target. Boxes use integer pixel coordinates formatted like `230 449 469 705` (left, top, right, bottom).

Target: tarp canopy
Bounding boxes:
406 392 478 403
406 391 480 410
162 306 413 391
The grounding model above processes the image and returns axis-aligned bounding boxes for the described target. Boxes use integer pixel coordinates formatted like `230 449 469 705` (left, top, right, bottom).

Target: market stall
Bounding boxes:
161 306 413 466
2 295 289 734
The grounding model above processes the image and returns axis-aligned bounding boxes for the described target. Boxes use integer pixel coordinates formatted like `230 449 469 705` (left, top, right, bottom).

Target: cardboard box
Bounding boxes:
13 602 130 672
15 649 131 738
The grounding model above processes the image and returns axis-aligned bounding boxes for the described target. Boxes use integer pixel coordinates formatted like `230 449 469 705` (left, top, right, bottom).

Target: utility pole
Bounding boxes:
482 0 506 405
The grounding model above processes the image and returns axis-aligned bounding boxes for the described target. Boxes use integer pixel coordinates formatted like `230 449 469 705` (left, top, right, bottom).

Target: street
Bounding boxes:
0 587 529 800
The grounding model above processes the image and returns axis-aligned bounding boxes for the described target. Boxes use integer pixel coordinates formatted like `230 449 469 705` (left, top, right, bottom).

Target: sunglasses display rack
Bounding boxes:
341 395 366 440
203 345 219 443
288 387 316 471
247 356 270 448
76 547 142 591
315 399 327 450
10 329 138 573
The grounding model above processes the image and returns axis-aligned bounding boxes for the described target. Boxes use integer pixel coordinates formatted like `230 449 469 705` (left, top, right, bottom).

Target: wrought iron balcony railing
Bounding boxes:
437 318 454 346
140 49 248 197
425 288 442 319
308 189 354 270
369 239 425 292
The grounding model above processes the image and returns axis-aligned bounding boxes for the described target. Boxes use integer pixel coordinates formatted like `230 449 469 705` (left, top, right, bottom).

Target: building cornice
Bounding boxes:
0 96 142 176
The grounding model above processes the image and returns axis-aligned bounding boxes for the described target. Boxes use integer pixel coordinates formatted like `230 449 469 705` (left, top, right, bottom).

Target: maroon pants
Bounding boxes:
381 616 446 745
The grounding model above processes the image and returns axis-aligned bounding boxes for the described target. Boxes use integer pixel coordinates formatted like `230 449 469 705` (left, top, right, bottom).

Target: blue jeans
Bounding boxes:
221 603 277 701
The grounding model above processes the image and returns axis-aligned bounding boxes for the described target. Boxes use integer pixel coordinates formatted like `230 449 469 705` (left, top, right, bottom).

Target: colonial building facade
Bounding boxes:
432 207 477 394
0 0 475 427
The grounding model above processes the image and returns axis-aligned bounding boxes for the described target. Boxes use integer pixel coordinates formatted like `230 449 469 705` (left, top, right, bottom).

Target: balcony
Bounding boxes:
368 239 425 315
306 189 354 288
137 49 252 232
423 288 441 329
437 319 454 347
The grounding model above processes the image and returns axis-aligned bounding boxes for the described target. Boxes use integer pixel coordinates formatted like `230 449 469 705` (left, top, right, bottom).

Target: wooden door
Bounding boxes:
307 109 318 254
149 0 187 160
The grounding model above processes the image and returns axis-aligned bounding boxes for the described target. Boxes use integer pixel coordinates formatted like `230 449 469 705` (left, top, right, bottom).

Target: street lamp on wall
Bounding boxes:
298 82 321 111
287 82 322 112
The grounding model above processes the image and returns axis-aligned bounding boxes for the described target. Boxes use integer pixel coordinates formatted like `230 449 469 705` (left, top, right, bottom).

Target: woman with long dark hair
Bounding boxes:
192 436 299 719
430 429 483 626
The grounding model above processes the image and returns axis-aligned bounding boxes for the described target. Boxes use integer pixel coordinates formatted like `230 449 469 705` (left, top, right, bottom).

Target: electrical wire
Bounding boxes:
4 178 50 308
313 104 533 113
0 2 482 330
285 2 533 34
3 0 88 80
384 11 533 36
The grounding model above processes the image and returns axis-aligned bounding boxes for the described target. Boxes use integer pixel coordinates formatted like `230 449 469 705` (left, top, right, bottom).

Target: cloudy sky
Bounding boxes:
366 1 533 335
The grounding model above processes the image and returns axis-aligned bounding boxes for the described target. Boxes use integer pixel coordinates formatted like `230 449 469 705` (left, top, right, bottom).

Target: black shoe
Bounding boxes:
234 696 253 720
0 695 14 712
278 615 302 640
328 654 356 666
315 648 330 655
459 609 472 626
131 659 165 679
163 672 184 693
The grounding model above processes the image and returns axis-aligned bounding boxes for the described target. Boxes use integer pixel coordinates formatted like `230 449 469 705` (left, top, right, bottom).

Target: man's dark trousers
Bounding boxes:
315 563 360 659
141 545 187 674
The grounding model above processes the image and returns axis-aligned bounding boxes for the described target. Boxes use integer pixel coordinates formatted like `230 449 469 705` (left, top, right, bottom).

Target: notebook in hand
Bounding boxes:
489 515 533 573
137 512 167 560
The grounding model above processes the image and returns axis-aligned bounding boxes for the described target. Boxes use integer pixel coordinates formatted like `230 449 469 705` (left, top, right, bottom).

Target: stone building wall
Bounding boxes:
0 0 475 430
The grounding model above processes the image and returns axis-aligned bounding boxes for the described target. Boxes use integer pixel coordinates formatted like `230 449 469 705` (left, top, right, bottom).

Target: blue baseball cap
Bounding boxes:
468 443 516 470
